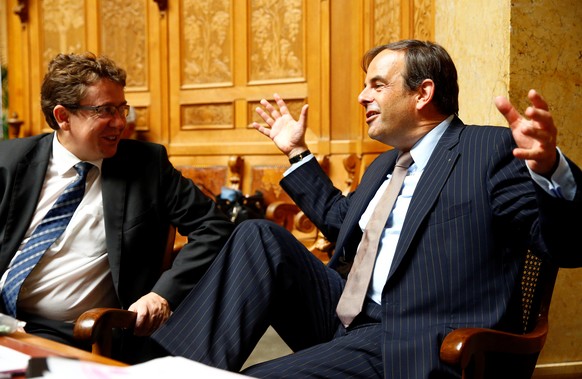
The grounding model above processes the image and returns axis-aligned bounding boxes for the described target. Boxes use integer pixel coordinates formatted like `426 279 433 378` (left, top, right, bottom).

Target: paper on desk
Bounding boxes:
0 344 30 375
40 356 255 378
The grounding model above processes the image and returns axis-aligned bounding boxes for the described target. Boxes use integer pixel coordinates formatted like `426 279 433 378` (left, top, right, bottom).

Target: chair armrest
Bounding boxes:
294 211 316 234
439 320 548 369
74 308 137 357
265 201 301 231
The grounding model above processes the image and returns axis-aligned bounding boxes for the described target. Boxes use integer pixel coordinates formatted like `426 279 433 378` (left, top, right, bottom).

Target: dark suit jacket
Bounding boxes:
0 133 234 314
281 117 582 377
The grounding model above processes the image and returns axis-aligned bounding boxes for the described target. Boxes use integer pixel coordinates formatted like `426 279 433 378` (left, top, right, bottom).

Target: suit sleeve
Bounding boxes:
487 129 582 268
533 156 582 267
280 158 351 243
150 146 234 308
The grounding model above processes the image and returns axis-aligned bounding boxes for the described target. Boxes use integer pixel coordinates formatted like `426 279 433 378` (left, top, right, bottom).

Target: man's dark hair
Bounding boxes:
362 40 459 115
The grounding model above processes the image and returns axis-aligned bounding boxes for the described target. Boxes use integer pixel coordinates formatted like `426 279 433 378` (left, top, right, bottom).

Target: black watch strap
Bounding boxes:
289 149 311 164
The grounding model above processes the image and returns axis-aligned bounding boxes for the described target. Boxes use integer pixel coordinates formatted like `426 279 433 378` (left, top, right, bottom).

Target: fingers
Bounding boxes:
253 95 284 129
298 104 309 125
494 95 521 126
133 308 170 336
262 98 281 120
254 93 290 122
251 121 271 138
254 105 274 127
260 93 288 121
495 90 554 132
273 93 289 115
496 90 559 176
527 89 549 112
129 293 171 336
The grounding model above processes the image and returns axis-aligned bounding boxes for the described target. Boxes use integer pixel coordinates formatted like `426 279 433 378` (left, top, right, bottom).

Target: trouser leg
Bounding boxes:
152 220 344 371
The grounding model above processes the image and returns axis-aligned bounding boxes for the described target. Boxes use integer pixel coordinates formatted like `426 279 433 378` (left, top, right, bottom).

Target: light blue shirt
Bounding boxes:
364 116 451 303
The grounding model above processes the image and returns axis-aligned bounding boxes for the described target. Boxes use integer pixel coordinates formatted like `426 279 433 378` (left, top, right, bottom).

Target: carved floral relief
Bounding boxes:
100 0 147 88
373 0 401 45
250 0 303 82
42 0 85 67
182 0 232 85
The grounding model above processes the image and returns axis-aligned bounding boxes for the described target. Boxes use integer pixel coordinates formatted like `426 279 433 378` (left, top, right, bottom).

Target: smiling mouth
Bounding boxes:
365 110 380 123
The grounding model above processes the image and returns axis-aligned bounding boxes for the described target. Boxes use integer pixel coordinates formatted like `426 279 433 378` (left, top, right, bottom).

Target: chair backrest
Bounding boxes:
482 252 559 378
439 251 559 379
520 251 559 334
176 165 228 200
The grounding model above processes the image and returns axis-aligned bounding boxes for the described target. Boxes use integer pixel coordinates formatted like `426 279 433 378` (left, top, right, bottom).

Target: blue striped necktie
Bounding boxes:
1 162 93 317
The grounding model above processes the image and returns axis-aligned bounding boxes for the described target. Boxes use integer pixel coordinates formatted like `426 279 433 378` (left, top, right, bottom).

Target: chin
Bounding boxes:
101 147 119 159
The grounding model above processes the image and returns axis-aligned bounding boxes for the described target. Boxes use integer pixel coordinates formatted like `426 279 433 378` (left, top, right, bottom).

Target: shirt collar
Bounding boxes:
52 133 103 175
409 115 454 172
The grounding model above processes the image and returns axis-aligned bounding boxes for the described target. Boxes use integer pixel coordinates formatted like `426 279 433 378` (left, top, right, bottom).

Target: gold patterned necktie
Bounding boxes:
336 151 413 327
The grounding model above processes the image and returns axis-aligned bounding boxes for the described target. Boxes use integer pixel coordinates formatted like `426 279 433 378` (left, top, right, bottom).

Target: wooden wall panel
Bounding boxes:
165 0 322 158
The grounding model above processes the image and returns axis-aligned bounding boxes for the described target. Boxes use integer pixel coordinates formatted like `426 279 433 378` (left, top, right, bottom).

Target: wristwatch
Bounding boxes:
289 149 311 164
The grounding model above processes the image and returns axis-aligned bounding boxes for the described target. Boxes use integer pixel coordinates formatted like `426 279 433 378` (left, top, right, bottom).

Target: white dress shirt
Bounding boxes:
0 134 118 321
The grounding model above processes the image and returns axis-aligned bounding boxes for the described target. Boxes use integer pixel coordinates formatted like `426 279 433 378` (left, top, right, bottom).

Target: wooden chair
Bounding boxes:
439 251 559 379
172 155 244 251
250 163 319 248
73 225 176 358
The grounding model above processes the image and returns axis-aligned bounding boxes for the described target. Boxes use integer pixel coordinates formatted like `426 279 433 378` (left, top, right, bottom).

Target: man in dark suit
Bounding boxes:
152 40 582 377
0 52 234 362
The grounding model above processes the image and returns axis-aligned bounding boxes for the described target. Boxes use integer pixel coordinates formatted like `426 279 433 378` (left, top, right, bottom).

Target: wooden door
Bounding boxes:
165 0 325 159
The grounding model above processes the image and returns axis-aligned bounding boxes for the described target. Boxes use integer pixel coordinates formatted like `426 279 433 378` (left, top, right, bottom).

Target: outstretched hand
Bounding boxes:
252 93 310 159
495 89 558 177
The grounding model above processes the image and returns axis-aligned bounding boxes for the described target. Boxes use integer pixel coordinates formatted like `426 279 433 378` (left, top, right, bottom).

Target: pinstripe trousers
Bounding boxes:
152 219 386 378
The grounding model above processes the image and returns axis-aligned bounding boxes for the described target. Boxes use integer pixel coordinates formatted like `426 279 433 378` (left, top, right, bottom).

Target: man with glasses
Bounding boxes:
0 52 234 363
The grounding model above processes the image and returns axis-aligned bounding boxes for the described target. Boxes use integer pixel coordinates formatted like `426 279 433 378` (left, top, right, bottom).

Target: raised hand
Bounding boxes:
495 89 558 176
252 93 310 159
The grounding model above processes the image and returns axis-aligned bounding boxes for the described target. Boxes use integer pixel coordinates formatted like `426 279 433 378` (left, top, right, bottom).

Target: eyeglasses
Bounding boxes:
65 104 131 118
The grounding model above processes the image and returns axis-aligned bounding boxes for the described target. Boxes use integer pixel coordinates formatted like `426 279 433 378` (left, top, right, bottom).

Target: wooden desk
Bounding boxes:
1 331 125 377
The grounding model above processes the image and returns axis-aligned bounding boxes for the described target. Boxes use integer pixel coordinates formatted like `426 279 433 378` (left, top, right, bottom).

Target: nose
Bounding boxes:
111 112 126 129
358 86 371 106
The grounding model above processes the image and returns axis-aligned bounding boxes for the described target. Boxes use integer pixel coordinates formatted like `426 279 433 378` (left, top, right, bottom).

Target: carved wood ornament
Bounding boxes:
14 0 29 24
154 0 168 12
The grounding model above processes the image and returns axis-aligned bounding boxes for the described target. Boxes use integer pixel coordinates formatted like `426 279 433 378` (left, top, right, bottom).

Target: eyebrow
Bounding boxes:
364 75 388 87
91 101 128 107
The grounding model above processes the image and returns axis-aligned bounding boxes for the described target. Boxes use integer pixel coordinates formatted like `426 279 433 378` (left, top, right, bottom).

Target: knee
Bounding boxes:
234 219 286 236
230 219 298 253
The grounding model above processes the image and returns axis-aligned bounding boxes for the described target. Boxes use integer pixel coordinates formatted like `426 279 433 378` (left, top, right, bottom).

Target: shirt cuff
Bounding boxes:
284 153 315 177
528 147 577 200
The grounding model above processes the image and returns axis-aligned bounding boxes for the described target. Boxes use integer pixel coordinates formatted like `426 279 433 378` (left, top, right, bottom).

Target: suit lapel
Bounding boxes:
101 157 127 288
387 118 464 280
1 135 52 263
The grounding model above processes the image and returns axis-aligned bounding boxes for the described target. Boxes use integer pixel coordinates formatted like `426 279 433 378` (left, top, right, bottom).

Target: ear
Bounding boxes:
416 79 435 110
53 105 70 130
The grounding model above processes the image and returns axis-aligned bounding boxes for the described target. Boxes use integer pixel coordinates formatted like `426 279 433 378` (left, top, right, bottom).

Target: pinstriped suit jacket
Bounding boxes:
281 117 582 376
